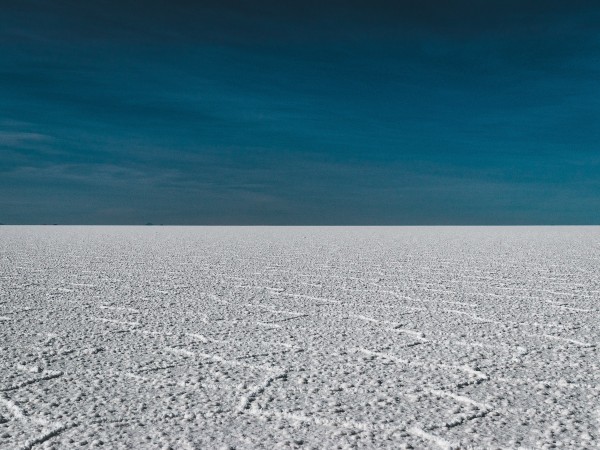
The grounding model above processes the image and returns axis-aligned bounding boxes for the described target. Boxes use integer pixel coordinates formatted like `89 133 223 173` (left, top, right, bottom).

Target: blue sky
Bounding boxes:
1 0 600 224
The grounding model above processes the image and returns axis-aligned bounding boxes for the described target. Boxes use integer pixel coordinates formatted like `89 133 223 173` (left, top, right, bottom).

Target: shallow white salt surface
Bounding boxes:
0 226 599 449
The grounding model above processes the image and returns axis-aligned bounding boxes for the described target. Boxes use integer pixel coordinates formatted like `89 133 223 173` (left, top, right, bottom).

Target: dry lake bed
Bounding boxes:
0 226 598 449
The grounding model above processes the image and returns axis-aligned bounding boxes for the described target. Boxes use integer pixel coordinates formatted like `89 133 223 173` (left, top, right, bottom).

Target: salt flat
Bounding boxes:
0 226 598 449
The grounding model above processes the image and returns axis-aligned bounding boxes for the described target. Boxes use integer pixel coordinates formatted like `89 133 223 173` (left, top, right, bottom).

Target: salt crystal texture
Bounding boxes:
0 226 598 449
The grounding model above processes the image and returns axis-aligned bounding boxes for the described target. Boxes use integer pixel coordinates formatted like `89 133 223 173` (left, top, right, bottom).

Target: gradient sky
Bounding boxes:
1 1 600 224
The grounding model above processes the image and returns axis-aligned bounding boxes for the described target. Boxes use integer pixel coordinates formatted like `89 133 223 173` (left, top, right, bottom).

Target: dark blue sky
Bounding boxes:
2 1 600 224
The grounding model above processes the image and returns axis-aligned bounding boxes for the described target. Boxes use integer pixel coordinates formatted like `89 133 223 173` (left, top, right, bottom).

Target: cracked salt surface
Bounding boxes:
0 226 599 449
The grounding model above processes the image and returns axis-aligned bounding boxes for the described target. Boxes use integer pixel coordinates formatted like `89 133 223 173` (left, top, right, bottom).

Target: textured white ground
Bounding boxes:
0 226 599 450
